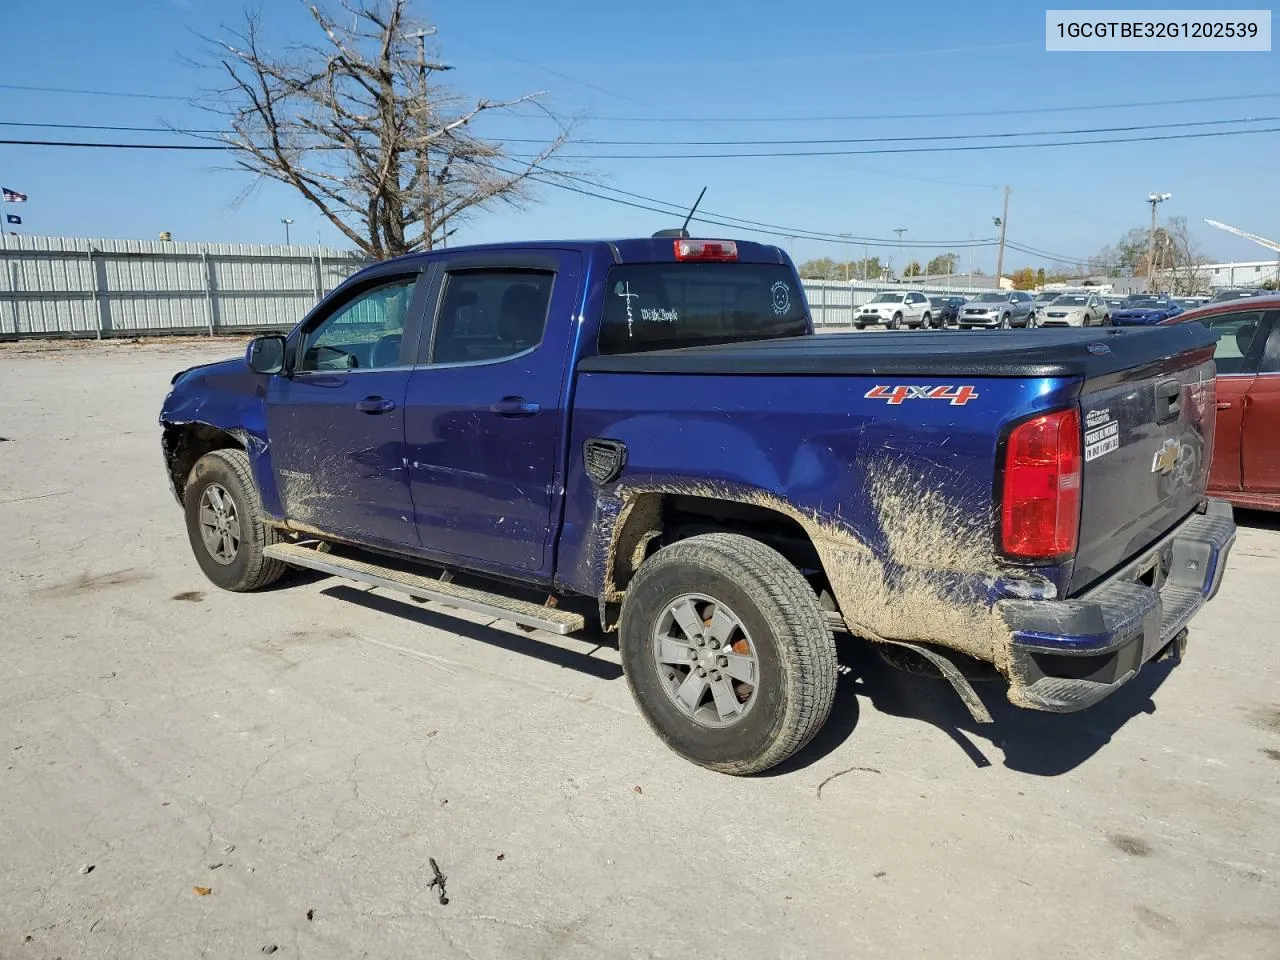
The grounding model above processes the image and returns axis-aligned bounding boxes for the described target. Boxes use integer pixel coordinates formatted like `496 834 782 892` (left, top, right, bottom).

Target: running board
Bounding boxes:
264 542 585 635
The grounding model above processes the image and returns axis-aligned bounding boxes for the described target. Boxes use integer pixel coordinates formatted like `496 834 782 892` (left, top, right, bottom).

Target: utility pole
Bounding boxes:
993 186 1010 286
893 228 906 279
405 28 450 251
841 233 852 281
1146 192 1171 292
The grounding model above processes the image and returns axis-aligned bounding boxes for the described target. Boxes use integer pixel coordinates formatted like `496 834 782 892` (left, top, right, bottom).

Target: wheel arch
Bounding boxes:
161 420 251 506
597 484 830 631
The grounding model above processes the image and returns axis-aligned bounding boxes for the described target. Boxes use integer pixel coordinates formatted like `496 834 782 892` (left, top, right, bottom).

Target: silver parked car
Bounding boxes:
956 291 1036 329
1037 293 1110 327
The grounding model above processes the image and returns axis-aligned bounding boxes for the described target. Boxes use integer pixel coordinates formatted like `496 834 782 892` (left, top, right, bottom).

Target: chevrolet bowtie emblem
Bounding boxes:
1151 438 1181 475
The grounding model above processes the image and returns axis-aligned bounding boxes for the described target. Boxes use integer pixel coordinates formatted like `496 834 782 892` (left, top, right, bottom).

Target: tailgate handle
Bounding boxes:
1154 379 1181 423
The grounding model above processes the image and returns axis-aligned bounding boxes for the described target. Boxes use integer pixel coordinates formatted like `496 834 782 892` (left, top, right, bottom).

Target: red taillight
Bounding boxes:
1001 408 1081 560
673 238 738 262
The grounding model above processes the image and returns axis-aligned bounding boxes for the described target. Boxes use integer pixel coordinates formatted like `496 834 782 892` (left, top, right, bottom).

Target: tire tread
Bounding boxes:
622 532 837 775
190 448 287 592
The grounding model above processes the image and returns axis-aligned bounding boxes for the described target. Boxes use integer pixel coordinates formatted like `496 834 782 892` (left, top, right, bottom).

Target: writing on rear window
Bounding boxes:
599 263 808 354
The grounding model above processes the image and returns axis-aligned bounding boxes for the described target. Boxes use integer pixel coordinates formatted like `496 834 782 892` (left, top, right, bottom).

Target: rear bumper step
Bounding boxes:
263 542 585 635
997 499 1235 712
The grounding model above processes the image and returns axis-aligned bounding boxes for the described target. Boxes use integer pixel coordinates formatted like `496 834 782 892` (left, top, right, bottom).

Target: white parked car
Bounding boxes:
1037 293 1110 327
854 291 932 330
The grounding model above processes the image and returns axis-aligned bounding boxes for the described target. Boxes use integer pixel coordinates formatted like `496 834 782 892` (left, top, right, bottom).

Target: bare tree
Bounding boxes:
202 0 577 258
1162 216 1212 296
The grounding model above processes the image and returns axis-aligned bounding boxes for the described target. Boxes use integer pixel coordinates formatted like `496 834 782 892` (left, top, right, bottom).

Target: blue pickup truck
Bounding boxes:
160 236 1236 774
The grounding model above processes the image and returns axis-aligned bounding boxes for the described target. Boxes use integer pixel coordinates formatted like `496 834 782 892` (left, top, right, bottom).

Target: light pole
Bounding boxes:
893 227 907 279
280 218 294 245
1146 192 1171 292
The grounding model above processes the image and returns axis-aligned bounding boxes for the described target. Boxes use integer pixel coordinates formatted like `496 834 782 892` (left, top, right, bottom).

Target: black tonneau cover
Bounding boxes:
578 325 1218 379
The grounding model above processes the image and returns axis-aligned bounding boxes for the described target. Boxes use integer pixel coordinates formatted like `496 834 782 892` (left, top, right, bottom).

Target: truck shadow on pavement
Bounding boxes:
318 578 1174 778
784 638 1175 776
321 584 624 681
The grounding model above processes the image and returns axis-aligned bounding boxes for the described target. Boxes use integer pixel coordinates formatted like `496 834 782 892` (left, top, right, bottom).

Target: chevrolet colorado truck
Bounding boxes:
159 236 1236 775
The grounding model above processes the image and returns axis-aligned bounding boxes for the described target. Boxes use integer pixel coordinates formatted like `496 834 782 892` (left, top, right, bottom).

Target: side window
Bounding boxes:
300 276 418 372
1201 310 1268 375
431 270 553 365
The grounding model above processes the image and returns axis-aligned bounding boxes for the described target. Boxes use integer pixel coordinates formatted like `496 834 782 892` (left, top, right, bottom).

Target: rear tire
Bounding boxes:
618 533 837 776
184 449 287 592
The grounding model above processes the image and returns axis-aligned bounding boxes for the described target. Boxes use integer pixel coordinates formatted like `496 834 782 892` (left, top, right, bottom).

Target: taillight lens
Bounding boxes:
1001 408 1081 560
673 239 738 261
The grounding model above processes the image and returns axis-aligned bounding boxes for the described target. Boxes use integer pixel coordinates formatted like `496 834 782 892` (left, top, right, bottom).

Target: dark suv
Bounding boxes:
928 295 966 327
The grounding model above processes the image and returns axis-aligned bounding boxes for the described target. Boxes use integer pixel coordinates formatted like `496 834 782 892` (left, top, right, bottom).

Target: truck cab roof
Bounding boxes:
372 237 789 273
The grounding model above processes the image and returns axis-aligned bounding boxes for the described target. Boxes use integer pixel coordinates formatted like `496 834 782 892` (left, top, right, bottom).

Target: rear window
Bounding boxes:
598 263 808 355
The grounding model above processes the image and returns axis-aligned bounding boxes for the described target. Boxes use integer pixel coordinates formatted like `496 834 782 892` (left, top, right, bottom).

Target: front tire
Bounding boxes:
184 449 287 592
919 312 932 329
999 313 1011 329
889 312 902 330
618 533 837 775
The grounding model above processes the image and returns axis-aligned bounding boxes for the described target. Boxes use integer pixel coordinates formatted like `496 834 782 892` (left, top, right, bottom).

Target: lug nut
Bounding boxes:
695 667 707 678
697 636 706 647
718 656 728 668
688 649 698 660
709 640 720 650
711 670 721 682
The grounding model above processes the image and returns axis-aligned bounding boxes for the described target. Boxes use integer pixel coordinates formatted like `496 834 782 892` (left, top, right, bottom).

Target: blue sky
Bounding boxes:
1 0 1277 273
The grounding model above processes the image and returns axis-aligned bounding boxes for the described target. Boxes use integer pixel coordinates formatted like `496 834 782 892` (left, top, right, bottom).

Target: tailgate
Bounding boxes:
1070 349 1217 594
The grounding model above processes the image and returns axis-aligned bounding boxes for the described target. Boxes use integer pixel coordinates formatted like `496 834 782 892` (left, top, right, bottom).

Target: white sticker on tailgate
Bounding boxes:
1084 420 1119 461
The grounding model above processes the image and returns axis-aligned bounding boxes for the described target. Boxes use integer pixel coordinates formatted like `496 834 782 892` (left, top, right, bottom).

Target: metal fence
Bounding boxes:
803 278 1001 329
0 234 1001 339
0 235 370 338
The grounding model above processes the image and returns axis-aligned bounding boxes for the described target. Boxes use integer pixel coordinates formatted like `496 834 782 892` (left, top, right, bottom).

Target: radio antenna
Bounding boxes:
680 187 708 235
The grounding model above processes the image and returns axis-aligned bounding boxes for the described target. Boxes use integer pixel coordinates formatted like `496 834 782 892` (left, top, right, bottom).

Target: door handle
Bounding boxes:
1217 401 1233 410
489 397 541 417
355 396 395 414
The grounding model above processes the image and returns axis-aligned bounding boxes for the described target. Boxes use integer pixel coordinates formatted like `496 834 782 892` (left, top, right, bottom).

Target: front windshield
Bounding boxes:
870 293 904 303
1126 297 1162 307
972 293 1005 303
1052 295 1088 306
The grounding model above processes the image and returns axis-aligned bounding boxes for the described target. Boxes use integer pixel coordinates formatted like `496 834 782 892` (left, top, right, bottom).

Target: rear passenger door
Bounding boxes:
1241 310 1280 494
1201 309 1270 491
402 250 583 579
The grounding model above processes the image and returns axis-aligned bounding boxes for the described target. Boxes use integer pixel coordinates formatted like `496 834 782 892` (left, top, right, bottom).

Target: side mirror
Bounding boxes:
246 334 287 375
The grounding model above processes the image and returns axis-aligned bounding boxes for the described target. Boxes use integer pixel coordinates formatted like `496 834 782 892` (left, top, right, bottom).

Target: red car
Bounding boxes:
1162 294 1280 510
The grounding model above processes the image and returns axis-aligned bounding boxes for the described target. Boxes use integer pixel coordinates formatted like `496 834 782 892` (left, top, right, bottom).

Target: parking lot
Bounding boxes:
2 338 1278 959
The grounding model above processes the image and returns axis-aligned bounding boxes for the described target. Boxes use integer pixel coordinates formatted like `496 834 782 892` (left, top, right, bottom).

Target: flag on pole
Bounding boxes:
2 188 28 202
5 214 20 225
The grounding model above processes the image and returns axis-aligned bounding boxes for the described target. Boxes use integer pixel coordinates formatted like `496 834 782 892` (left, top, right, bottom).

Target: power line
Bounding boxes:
488 162 997 249
0 120 226 134
528 168 992 246
0 82 190 101
508 115 1278 147
516 124 1280 159
0 139 228 150
581 91 1280 123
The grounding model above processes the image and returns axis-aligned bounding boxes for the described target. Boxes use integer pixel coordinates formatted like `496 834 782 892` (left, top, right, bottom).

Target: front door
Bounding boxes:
1242 310 1280 494
403 250 582 578
267 271 426 547
1200 308 1270 492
